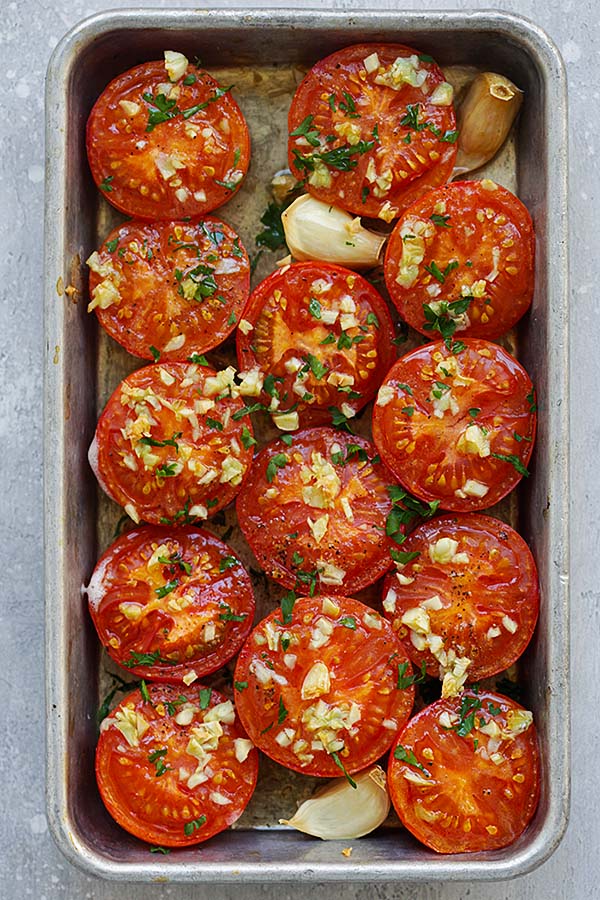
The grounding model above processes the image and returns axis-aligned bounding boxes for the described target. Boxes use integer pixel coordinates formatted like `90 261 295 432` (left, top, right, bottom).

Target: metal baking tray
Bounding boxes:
44 7 569 883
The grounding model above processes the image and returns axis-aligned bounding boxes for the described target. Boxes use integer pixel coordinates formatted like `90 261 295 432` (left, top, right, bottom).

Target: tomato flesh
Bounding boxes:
91 362 255 525
236 261 396 429
87 525 255 681
89 218 250 360
288 44 457 220
236 427 397 594
87 59 250 219
382 514 539 683
96 684 258 846
371 340 536 511
388 689 540 853
234 595 414 777
384 180 535 340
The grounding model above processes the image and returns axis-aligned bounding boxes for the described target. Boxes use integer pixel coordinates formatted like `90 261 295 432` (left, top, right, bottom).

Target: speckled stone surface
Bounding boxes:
0 0 596 896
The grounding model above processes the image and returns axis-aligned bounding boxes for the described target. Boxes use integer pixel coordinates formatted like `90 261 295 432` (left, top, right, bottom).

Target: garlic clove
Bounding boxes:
281 195 387 270
270 169 300 205
279 764 390 840
453 72 523 177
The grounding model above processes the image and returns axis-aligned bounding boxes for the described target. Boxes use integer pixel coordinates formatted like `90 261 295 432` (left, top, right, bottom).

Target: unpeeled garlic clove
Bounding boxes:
279 764 390 840
281 195 387 269
453 72 523 176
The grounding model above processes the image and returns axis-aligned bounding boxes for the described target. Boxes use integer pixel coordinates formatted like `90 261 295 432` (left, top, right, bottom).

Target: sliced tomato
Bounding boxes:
233 595 414 777
371 340 536 511
87 526 255 681
88 218 250 360
90 362 255 525
96 684 258 846
384 180 535 340
381 514 539 684
86 56 250 219
236 262 395 429
388 689 540 852
236 427 397 594
288 44 457 220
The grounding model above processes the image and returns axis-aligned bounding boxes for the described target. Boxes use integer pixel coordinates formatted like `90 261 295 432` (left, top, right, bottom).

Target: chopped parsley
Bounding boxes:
491 453 530 477
331 751 357 788
266 452 288 483
394 744 431 777
157 552 191 575
155 578 179 599
389 548 420 566
302 353 328 380
184 815 207 836
289 114 321 146
424 260 459 284
199 688 212 710
105 237 119 252
234 681 248 691
148 747 170 777
139 432 182 451
423 297 471 349
308 298 322 319
123 650 175 668
143 92 180 132
328 406 354 433
396 660 427 690
277 696 288 725
218 603 247 623
155 462 179 479
99 175 114 192
180 85 232 119
241 426 257 449
469 408 481 419
149 345 160 361
219 555 238 573
339 616 356 630
386 486 439 545
526 387 537 412
279 591 296 625
430 213 451 228
188 353 209 365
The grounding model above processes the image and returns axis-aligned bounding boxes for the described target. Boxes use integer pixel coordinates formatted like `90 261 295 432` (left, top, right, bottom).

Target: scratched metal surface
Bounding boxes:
3 0 596 896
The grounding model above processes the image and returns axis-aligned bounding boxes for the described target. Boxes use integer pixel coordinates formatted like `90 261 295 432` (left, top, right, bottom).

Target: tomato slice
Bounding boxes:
288 44 457 220
233 595 414 777
88 218 250 360
236 427 397 594
236 261 396 429
388 689 540 852
90 362 255 525
87 525 255 681
371 340 536 511
96 684 258 846
86 55 250 219
381 514 539 685
384 180 535 340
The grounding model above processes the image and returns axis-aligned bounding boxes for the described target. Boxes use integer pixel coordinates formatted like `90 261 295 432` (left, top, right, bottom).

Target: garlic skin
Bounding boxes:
282 195 387 269
279 764 390 840
453 72 523 176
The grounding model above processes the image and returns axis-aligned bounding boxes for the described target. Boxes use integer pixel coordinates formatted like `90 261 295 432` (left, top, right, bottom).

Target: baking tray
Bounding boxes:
44 7 570 883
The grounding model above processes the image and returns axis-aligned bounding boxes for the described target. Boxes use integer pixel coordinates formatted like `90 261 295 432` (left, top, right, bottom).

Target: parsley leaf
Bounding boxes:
218 603 247 622
241 425 257 449
123 650 175 668
308 298 321 319
199 688 212 710
430 213 451 228
99 175 114 192
396 660 427 689
266 452 288 483
277 696 288 724
394 744 431 777
219 556 238 573
143 92 180 132
491 453 530 477
390 548 420 566
331 751 357 788
279 591 296 625
302 353 328 380
184 815 207 836
386 487 439 545
339 616 356 630
289 114 321 146
155 578 179 598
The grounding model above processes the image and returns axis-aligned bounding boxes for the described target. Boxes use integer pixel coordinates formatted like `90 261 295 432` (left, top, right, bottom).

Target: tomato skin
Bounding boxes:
384 181 535 340
381 514 539 683
87 60 250 219
288 44 456 219
96 684 258 846
388 690 540 853
371 340 536 511
236 427 398 595
236 261 396 429
234 595 414 777
87 526 255 682
89 218 250 360
91 362 255 525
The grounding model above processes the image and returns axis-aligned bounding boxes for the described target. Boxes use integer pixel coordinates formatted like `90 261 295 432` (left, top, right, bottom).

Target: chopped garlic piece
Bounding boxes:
455 479 489 499
308 514 329 544
119 99 140 116
363 52 380 74
164 50 189 82
429 81 454 106
502 614 518 634
301 661 331 700
182 671 198 686
375 55 427 90
238 318 253 335
234 738 254 762
318 562 346 586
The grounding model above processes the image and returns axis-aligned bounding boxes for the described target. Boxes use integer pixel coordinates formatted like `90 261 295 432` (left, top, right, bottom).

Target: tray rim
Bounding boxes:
44 5 570 883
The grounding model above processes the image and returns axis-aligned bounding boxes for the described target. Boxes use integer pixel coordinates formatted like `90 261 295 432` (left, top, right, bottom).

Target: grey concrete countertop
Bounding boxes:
0 0 596 897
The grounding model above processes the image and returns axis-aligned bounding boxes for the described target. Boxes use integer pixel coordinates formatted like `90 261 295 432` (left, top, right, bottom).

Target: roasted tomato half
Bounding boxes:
96 684 258 846
288 44 457 220
388 689 540 853
88 218 250 360
87 526 255 681
384 180 535 340
87 53 250 219
236 427 397 595
371 340 536 511
234 595 414 777
90 363 255 525
382 514 539 687
236 261 395 430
